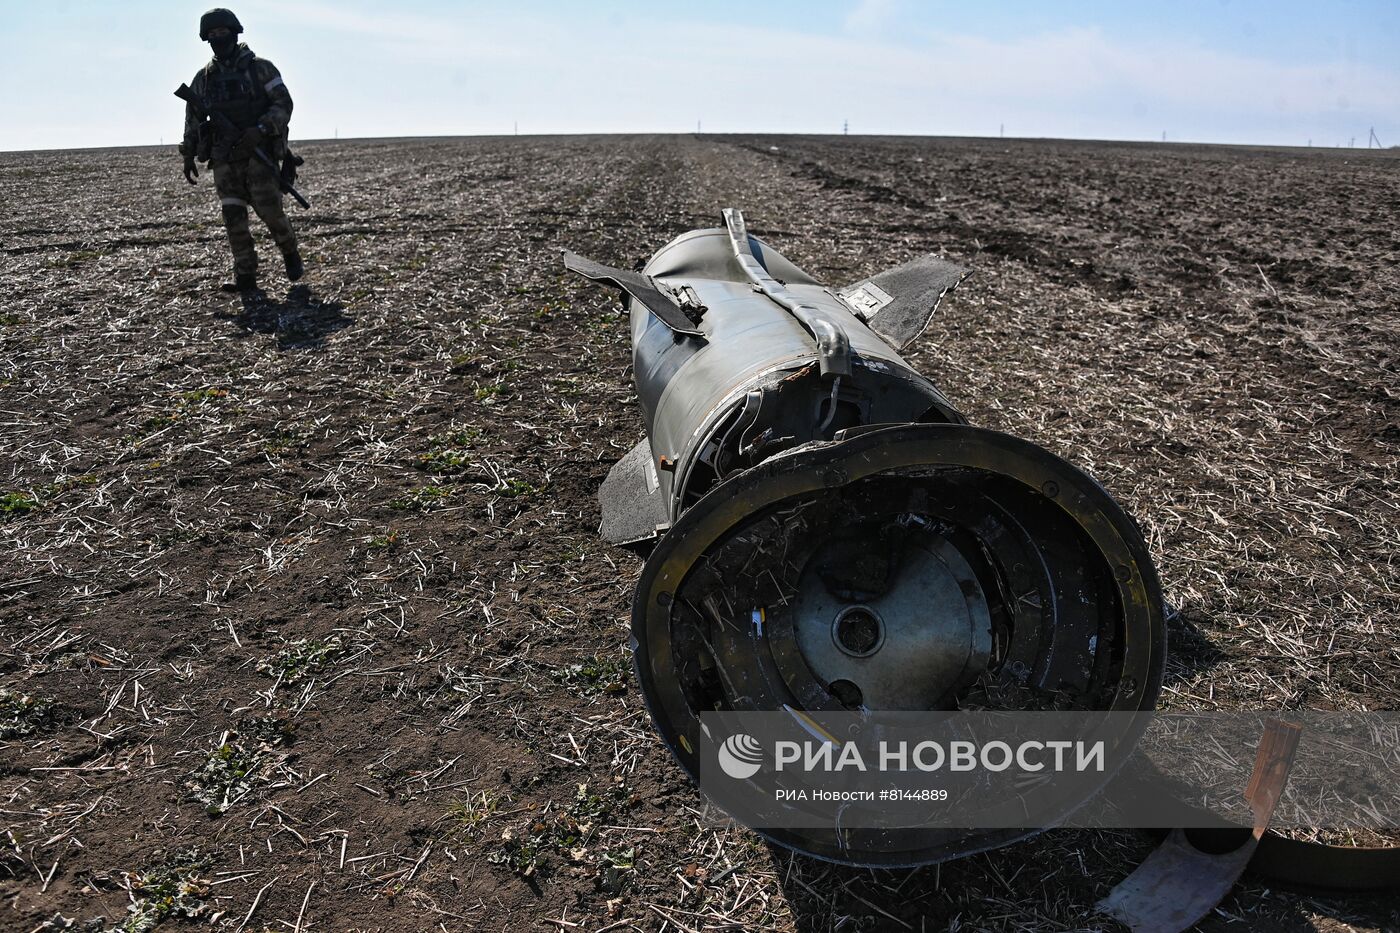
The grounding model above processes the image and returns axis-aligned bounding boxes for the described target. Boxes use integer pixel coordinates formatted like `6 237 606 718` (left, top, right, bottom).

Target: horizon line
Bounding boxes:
3 130 1396 157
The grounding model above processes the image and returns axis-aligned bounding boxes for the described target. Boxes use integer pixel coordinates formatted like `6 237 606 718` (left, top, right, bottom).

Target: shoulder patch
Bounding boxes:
253 59 284 91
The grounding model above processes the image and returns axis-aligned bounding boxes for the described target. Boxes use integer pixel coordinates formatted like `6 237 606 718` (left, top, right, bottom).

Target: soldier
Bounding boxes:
179 8 303 292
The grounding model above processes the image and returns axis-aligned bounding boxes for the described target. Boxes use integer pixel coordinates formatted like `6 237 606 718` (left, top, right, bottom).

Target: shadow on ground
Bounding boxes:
224 284 352 349
1161 605 1230 688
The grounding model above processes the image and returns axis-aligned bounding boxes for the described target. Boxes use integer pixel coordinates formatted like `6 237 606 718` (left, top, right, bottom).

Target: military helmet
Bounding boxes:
199 8 243 41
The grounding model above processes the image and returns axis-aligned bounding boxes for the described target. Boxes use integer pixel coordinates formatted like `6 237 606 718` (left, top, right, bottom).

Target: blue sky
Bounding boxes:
3 0 1397 150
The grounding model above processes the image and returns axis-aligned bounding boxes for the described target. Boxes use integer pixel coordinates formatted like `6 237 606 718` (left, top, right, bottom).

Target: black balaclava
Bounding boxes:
210 33 238 60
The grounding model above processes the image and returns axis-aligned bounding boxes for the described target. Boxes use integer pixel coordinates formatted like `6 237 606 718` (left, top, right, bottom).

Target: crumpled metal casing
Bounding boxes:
569 214 967 545
563 212 1166 867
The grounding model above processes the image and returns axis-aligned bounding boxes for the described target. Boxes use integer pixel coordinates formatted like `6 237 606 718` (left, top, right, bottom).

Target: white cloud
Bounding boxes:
240 0 465 45
237 0 537 64
844 0 903 34
201 6 1400 137
623 20 1400 129
6 4 1397 149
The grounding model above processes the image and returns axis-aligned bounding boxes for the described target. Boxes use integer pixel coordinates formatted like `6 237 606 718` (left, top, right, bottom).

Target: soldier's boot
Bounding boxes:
220 273 258 293
283 249 304 281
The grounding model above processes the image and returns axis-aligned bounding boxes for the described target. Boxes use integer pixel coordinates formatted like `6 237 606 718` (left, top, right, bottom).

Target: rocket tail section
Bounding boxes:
561 250 705 337
599 437 670 547
838 255 971 351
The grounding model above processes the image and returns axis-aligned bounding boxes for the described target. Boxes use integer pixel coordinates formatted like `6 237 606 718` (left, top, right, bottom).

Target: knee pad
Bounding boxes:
221 203 250 225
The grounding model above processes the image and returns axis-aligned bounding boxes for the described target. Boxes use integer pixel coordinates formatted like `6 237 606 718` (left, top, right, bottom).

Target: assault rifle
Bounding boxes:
174 83 311 209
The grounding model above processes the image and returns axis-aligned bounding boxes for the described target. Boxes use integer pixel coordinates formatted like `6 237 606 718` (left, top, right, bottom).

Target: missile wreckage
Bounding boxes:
563 209 1166 865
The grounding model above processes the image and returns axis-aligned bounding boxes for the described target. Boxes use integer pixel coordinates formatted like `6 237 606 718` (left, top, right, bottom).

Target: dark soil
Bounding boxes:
2 134 1397 931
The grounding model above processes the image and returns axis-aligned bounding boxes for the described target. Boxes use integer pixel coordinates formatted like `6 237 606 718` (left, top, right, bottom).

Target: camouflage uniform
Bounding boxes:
181 44 297 279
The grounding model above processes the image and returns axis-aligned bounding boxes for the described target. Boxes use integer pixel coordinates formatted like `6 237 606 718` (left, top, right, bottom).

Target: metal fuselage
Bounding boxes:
564 213 1165 866
633 225 961 522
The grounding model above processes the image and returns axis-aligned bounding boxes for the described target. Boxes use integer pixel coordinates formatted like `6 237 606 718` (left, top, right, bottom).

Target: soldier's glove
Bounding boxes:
231 126 264 160
183 155 199 185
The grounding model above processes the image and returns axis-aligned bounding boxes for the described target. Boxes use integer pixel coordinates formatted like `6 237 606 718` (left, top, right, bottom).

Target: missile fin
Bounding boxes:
599 437 671 547
562 250 704 337
838 255 970 351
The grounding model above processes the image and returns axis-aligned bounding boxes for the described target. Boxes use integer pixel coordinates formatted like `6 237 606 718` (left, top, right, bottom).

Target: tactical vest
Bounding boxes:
203 57 268 133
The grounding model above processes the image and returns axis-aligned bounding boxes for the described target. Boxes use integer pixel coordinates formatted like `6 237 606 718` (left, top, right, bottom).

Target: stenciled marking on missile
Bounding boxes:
645 456 659 493
837 281 894 318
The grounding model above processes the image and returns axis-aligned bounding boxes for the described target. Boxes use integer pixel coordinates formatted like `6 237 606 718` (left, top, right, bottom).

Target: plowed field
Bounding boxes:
3 135 1397 931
